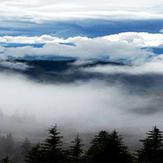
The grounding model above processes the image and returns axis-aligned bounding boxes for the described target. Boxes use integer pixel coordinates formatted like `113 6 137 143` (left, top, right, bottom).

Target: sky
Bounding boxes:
1 0 163 145
1 0 163 21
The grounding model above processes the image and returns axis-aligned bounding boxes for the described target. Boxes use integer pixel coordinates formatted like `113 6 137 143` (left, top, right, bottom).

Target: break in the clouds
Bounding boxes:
1 0 163 21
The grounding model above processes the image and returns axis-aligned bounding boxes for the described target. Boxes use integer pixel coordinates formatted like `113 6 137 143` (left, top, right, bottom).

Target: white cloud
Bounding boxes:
0 32 163 74
103 32 163 47
0 61 30 71
1 32 163 47
0 72 162 137
160 29 163 33
0 0 163 21
83 60 163 75
0 32 159 63
0 35 63 44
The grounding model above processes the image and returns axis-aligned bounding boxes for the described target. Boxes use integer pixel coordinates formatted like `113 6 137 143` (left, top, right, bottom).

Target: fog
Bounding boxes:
0 71 162 144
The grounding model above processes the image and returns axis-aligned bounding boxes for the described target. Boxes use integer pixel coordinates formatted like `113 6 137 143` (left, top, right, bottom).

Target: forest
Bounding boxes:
0 126 163 163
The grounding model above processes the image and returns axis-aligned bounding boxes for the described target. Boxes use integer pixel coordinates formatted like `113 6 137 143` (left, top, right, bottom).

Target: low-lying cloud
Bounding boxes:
0 72 162 139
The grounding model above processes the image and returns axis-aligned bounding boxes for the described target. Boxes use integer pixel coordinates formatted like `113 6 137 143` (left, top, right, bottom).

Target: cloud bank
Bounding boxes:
0 72 163 139
0 32 162 143
0 0 163 21
2 32 163 64
83 59 163 75
2 32 163 47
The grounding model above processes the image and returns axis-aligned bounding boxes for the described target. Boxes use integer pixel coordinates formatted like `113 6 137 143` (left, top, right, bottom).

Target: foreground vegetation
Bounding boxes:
1 126 163 163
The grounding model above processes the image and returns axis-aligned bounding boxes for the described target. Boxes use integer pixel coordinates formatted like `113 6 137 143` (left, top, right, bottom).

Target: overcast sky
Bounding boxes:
1 0 163 21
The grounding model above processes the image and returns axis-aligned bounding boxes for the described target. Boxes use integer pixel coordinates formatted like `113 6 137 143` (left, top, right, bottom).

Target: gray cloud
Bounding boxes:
0 61 30 71
83 60 163 75
0 0 163 21
0 72 162 139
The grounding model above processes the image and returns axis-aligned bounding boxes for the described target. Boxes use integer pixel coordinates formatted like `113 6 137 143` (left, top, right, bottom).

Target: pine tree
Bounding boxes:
87 130 110 163
69 135 83 163
44 126 63 151
42 125 64 163
108 130 133 163
137 126 163 163
3 134 15 157
21 138 31 154
21 138 31 163
87 130 132 163
25 144 44 163
26 126 64 163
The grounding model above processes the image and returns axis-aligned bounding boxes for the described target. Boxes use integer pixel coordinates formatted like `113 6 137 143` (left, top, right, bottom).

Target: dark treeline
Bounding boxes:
1 126 163 163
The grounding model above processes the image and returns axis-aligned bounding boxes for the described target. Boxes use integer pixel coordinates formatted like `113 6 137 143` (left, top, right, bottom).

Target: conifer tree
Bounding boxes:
3 134 15 157
21 138 31 156
25 144 44 163
87 130 132 163
20 138 31 163
42 125 64 163
108 130 132 163
137 126 163 163
26 125 64 163
69 135 83 163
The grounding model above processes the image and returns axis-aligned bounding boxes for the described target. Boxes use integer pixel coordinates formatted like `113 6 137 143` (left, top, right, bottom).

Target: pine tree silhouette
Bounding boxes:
69 135 83 163
42 125 64 163
26 125 65 163
86 131 109 163
87 130 132 163
108 130 133 163
137 126 163 163
25 144 44 163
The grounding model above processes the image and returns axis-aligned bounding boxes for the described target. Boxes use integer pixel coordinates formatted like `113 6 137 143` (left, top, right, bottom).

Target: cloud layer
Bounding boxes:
0 72 163 138
0 32 163 143
0 0 163 21
1 32 163 64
